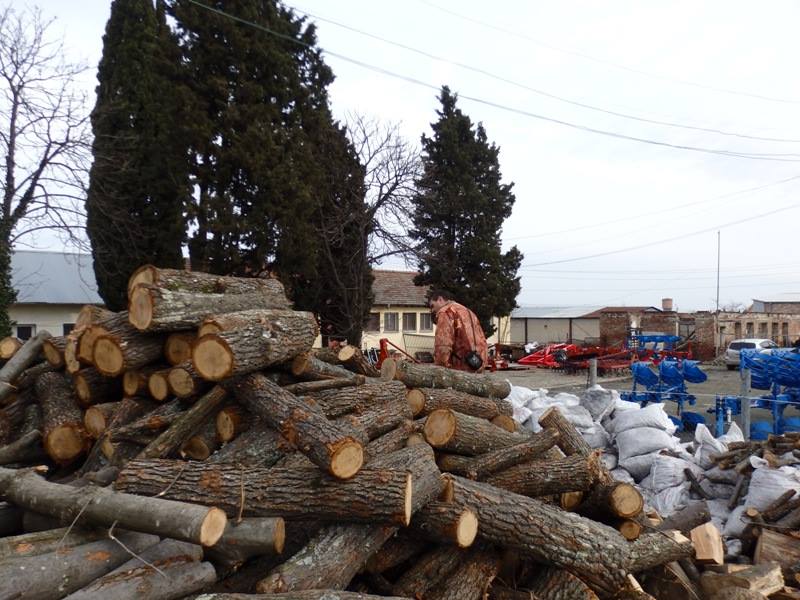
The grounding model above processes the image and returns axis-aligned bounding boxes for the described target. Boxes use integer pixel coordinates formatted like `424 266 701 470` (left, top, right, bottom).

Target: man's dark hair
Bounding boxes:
429 288 453 302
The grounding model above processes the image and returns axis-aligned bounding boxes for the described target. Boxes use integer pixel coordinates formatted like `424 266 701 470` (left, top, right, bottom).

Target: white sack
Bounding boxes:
704 466 739 485
725 538 743 557
505 385 537 409
581 386 618 421
551 392 581 408
649 455 702 493
558 405 594 430
512 404 533 425
718 422 744 445
609 403 677 435
581 423 610 449
616 427 680 462
646 483 691 518
601 453 618 471
693 424 727 470
707 499 732 531
743 465 800 511
699 480 735 500
612 398 642 413
610 468 635 484
619 452 659 482
722 505 748 538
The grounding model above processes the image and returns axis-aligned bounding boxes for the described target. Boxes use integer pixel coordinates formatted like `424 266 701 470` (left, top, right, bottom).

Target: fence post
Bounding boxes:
588 358 598 388
741 368 751 440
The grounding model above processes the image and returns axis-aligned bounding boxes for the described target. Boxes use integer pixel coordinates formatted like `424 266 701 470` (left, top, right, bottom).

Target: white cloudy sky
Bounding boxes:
22 0 800 311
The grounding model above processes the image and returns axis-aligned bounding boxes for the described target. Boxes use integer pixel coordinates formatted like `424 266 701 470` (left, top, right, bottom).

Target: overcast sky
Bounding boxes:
21 0 800 311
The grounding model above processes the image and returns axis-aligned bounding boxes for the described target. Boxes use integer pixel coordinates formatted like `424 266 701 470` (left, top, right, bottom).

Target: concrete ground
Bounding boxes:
490 363 799 433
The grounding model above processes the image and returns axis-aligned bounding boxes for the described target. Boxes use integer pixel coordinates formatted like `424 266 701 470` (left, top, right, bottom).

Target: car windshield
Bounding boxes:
760 341 777 348
729 342 756 350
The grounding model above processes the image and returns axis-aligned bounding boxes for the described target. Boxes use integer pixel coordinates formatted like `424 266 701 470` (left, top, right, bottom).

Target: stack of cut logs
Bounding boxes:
0 265 789 600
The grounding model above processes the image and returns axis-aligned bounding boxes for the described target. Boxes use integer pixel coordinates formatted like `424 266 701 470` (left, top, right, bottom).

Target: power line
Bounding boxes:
290 3 800 144
521 261 800 274
185 0 800 163
503 174 800 242
418 0 800 105
517 280 800 293
522 200 800 267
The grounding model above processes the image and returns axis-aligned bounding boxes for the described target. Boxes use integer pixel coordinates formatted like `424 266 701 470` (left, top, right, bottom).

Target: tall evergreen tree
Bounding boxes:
86 0 189 310
411 87 522 336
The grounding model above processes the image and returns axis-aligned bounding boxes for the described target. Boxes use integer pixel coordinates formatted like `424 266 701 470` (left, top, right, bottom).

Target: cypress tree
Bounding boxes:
411 86 522 336
86 0 189 311
0 237 16 338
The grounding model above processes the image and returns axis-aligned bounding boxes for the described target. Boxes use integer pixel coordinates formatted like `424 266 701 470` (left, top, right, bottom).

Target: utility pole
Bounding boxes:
716 231 721 356
716 231 720 314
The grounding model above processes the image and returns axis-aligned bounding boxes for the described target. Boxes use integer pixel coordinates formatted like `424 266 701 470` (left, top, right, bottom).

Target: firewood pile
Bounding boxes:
0 265 794 600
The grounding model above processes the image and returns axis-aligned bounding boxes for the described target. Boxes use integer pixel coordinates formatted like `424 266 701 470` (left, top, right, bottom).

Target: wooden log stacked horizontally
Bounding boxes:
0 265 760 600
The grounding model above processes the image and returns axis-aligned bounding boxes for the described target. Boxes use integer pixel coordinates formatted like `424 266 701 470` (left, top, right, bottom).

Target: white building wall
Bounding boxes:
8 304 85 338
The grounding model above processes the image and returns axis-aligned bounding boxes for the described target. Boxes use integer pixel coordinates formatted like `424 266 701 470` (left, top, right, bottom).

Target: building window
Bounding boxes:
745 322 754 337
402 312 417 332
63 323 75 336
758 322 768 338
365 313 380 332
14 324 35 341
420 312 433 331
384 312 399 332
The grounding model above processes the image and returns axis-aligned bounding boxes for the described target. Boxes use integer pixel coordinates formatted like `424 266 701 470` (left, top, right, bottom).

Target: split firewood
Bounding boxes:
0 466 226 546
0 330 51 403
164 332 195 365
129 284 290 332
392 546 464 598
382 358 511 399
0 336 22 360
138 385 227 460
528 566 599 600
699 562 785 598
485 450 604 497
282 377 364 395
168 361 209 399
0 531 159 600
83 402 119 438
308 381 406 419
755 529 800 578
205 517 286 576
180 417 221 460
690 522 725 565
406 386 511 420
0 429 46 465
424 409 528 455
64 539 215 600
291 352 362 382
426 546 499 600
193 310 318 380
73 367 123 407
223 373 364 479
37 371 90 464
337 345 380 377
0 526 105 560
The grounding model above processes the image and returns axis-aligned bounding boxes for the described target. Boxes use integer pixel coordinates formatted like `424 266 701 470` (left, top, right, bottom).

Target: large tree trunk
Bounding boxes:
291 352 362 382
338 345 380 377
407 387 511 420
168 361 209 399
256 523 397 593
382 358 511 399
73 368 123 407
138 385 227 460
127 265 290 299
0 330 51 403
192 310 318 381
0 526 105 560
439 428 560 479
486 451 604 497
0 466 226 546
424 409 528 455
626 530 694 573
200 594 408 600
223 373 364 479
92 328 165 377
0 531 159 600
307 381 406 419
426 547 499 600
64 540 216 600
392 545 464 598
117 446 437 526
129 284 289 332
447 475 631 597
37 371 89 464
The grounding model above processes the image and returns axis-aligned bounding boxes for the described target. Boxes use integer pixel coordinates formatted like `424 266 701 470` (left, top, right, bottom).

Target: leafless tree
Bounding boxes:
0 4 91 250
344 113 421 265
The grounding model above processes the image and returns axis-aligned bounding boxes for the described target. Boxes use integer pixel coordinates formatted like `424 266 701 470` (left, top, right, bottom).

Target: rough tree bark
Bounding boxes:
381 358 511 399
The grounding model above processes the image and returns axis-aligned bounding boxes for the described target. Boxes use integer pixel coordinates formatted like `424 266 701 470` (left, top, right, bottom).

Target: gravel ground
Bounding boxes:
490 363 799 433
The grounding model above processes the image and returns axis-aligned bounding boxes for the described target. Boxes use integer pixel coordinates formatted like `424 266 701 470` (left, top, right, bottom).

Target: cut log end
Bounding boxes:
404 474 413 526
122 371 140 396
181 436 214 461
197 322 222 338
406 433 427 447
148 373 171 401
127 264 157 296
216 407 240 443
560 491 584 511
45 426 86 463
274 517 286 554
330 440 364 480
423 409 457 447
337 345 358 362
618 519 643 541
456 508 479 548
128 286 155 330
380 358 397 381
84 407 109 438
93 337 125 376
0 337 21 360
73 375 90 404
407 389 426 416
612 483 645 518
42 341 64 367
164 333 194 366
192 336 233 381
168 368 195 398
200 507 228 547
491 414 517 432
290 353 311 376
